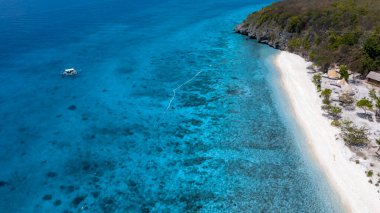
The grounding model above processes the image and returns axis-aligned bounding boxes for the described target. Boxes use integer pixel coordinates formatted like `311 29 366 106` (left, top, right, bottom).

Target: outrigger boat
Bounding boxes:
62 68 78 76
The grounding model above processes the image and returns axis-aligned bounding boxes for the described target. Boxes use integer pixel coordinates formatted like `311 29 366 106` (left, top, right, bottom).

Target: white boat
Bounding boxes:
62 68 78 76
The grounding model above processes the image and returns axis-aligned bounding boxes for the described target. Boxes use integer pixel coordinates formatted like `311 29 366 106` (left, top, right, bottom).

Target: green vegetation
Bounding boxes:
331 119 341 127
340 120 370 146
376 138 380 157
367 170 374 177
312 73 322 91
328 105 343 120
241 0 380 75
369 89 380 114
339 65 350 81
321 88 332 105
356 98 373 115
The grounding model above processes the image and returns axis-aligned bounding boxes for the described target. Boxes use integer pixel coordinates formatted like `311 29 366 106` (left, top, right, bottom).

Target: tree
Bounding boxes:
328 105 342 120
321 89 332 105
339 65 350 81
340 120 370 147
356 98 373 115
312 73 322 91
364 34 380 59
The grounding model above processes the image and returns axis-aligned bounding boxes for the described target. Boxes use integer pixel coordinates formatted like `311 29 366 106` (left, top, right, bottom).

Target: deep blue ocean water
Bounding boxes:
0 0 343 212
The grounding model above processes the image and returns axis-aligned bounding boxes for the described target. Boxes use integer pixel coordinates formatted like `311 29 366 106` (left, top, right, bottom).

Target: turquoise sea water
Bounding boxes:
0 0 343 212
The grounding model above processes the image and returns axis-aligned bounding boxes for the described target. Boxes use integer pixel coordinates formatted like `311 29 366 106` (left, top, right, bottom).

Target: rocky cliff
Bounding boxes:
235 0 380 74
235 20 291 51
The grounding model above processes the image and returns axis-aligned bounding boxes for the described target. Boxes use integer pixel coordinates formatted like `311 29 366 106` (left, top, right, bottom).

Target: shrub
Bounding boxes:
322 98 330 105
288 38 303 50
369 89 380 113
240 0 380 74
367 170 374 177
339 65 350 81
328 105 342 120
369 89 379 101
312 73 321 84
364 34 380 59
356 98 373 115
328 32 359 50
286 16 305 33
340 120 370 146
321 89 332 105
331 120 341 127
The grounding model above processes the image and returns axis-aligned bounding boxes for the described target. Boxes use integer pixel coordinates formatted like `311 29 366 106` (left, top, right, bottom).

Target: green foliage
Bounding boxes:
321 88 332 105
376 99 380 111
256 13 270 26
356 98 373 114
309 50 316 60
241 0 380 74
322 98 330 105
367 170 374 177
369 89 380 110
340 33 359 46
369 89 379 101
364 34 380 59
376 138 380 156
288 37 311 51
312 73 322 89
288 38 302 50
287 16 305 33
329 32 359 50
328 105 342 119
340 120 370 146
331 119 341 127
321 88 332 97
339 65 350 81
317 84 321 92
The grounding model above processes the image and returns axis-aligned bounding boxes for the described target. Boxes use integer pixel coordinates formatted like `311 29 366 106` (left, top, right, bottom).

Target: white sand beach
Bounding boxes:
275 51 380 213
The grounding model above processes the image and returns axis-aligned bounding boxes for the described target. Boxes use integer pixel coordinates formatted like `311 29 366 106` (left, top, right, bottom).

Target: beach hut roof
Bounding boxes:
328 70 339 78
367 71 380 82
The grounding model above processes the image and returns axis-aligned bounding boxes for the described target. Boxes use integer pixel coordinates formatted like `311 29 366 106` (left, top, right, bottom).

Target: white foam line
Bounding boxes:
164 70 203 113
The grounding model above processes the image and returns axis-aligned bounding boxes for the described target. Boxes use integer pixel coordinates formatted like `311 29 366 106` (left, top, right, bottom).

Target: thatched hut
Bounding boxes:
328 69 339 79
366 71 380 86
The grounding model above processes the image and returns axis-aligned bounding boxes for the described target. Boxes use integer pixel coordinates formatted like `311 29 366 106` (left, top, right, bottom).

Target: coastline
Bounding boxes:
274 51 380 213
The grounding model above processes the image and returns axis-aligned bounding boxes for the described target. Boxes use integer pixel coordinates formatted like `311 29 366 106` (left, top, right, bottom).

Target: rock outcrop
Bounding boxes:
234 23 291 51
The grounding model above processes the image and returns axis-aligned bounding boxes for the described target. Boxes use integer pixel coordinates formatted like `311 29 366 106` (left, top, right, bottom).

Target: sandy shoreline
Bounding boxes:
274 51 380 213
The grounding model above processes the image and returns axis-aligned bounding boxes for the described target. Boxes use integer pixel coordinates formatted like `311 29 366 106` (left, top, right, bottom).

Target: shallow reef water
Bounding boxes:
0 0 342 212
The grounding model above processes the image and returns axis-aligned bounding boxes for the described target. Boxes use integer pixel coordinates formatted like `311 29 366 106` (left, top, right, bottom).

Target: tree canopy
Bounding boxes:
356 98 373 114
340 120 369 146
240 0 380 75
